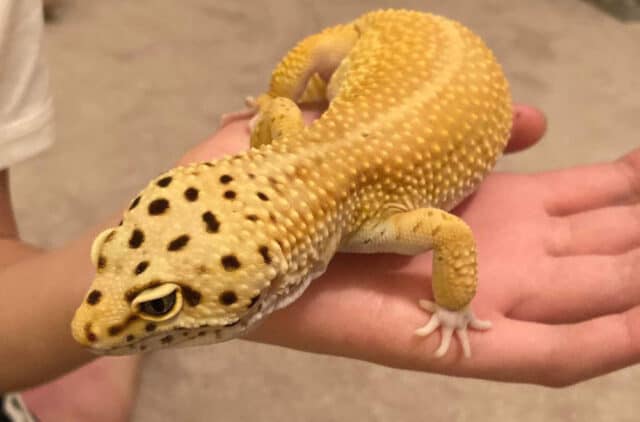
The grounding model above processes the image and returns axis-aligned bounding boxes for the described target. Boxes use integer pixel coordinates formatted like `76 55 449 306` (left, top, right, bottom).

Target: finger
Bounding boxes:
508 252 640 324
548 205 640 256
541 149 640 216
456 328 471 358
471 309 640 386
504 104 547 153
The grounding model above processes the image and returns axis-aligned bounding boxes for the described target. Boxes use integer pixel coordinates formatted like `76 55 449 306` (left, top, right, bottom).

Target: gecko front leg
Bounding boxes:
342 207 491 358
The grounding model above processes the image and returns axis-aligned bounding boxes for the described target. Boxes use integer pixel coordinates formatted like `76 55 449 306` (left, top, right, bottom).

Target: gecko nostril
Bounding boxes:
84 323 97 343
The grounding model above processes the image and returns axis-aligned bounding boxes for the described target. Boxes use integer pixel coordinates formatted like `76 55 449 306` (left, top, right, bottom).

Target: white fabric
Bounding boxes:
0 0 53 169
2 393 37 422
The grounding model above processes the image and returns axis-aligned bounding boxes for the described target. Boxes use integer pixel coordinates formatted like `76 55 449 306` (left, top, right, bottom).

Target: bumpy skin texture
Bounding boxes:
71 9 511 357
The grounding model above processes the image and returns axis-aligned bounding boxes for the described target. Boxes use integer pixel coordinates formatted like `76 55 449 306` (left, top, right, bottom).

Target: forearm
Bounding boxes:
0 220 117 391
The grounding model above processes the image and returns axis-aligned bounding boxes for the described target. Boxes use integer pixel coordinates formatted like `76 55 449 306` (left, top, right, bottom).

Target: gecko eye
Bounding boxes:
139 291 176 317
132 283 183 321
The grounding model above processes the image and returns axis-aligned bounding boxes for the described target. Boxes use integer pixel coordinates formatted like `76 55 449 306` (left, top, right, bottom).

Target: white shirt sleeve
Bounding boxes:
0 0 54 169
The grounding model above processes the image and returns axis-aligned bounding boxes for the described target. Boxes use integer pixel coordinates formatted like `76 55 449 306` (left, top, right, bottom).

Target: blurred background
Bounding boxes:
13 0 640 420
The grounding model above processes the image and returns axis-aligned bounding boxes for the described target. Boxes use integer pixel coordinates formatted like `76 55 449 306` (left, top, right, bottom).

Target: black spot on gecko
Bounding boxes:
140 345 148 351
223 190 236 200
148 198 169 215
160 335 173 345
248 173 256 179
257 192 269 201
202 211 220 233
221 255 241 271
258 246 271 264
167 235 190 251
86 290 102 305
108 325 123 336
219 290 237 305
219 174 233 184
156 176 173 187
184 187 199 201
126 334 135 342
224 319 241 327
197 331 206 337
85 323 97 342
97 256 107 271
204 162 214 167
129 229 144 248
129 196 141 210
246 214 258 221
145 322 157 332
180 284 202 306
134 261 149 275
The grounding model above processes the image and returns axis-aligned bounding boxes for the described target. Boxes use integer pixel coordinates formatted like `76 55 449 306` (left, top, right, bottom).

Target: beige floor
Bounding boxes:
11 0 640 420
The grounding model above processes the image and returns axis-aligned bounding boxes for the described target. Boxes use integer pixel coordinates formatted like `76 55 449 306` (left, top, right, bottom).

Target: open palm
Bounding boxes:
182 105 640 386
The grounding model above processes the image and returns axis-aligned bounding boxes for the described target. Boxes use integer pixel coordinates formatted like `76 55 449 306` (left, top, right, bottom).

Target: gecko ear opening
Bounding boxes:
132 283 183 321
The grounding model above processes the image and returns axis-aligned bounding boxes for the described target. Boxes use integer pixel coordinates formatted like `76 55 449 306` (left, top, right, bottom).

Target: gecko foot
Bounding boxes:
414 299 491 358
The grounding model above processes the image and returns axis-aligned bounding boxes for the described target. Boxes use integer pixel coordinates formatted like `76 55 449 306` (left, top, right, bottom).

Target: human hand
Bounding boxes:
182 105 639 387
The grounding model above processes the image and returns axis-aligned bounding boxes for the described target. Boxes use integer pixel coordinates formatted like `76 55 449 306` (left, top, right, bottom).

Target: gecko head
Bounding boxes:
71 162 286 355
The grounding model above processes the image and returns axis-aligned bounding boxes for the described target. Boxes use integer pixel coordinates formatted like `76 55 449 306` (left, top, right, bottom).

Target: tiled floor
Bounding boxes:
12 0 640 420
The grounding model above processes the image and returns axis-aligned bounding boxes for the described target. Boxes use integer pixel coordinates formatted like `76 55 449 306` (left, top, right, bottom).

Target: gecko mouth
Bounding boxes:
89 305 265 356
90 275 314 355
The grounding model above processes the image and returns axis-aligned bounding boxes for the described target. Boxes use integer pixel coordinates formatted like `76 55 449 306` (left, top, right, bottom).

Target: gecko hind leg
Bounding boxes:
222 24 359 146
340 207 491 358
248 95 305 148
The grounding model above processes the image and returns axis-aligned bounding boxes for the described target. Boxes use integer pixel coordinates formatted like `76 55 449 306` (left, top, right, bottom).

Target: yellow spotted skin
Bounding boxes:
72 9 511 358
